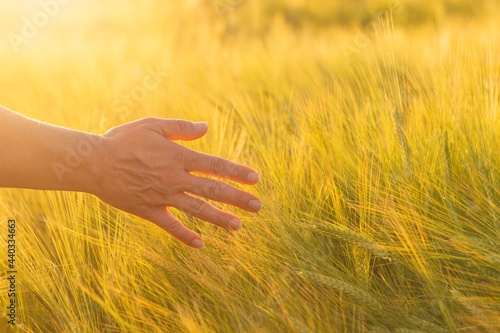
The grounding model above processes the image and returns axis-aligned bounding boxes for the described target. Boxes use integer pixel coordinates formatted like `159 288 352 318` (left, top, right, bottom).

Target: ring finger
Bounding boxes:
186 175 262 212
172 193 243 231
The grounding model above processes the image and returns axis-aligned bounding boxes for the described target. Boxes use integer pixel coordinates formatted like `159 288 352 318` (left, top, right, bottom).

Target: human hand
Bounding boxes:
93 118 262 248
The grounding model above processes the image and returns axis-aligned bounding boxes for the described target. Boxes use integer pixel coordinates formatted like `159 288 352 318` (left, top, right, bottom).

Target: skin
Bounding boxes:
0 106 262 248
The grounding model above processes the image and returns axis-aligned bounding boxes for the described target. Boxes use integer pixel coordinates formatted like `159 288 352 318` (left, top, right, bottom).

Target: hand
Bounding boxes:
94 118 262 248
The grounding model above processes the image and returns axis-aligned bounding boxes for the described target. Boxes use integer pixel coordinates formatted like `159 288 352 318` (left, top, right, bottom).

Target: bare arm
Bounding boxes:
0 105 103 192
0 106 262 248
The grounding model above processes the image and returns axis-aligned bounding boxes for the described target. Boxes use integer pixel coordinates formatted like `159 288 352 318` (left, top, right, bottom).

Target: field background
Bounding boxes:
1 0 499 332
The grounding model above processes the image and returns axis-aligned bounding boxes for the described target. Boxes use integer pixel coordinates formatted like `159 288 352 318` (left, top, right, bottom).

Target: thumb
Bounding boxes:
157 119 208 141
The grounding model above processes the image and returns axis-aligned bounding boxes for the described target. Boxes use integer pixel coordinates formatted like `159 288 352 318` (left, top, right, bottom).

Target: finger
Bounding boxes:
187 175 262 212
185 151 261 185
173 193 243 231
147 207 205 248
153 118 208 141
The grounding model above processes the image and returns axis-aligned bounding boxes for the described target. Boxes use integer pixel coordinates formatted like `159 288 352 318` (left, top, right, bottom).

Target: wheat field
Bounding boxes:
0 0 499 332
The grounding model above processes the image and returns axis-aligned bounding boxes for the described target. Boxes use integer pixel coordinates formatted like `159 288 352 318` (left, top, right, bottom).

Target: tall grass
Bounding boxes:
1 0 499 332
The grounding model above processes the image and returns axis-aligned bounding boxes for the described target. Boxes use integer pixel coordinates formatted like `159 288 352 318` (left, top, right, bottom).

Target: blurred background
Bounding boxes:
1 0 498 126
1 1 499 332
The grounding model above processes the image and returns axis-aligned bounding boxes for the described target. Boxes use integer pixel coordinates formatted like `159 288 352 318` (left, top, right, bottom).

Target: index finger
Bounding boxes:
185 151 260 185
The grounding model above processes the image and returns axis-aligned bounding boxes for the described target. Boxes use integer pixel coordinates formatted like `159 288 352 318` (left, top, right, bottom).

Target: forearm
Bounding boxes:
0 106 102 193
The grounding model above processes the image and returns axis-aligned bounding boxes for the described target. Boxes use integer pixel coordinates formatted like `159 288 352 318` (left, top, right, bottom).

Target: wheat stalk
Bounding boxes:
298 270 383 313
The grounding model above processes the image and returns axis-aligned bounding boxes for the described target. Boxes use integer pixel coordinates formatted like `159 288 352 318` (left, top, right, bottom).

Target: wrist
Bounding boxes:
52 131 107 194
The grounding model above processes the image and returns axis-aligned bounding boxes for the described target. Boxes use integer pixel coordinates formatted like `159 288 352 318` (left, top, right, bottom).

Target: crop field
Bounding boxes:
0 0 499 332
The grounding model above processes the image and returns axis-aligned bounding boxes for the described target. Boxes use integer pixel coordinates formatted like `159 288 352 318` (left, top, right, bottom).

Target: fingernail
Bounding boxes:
248 172 260 182
191 239 204 248
193 121 208 131
228 218 242 231
249 199 263 211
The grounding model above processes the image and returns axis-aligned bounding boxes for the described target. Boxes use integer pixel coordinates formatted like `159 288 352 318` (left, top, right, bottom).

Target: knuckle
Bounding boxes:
136 204 153 218
215 214 228 227
160 172 181 190
147 189 167 207
204 181 222 198
226 162 240 177
174 120 189 133
141 117 158 126
178 153 190 171
190 199 207 216
210 158 226 174
164 220 182 234
234 190 246 205
170 149 188 170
